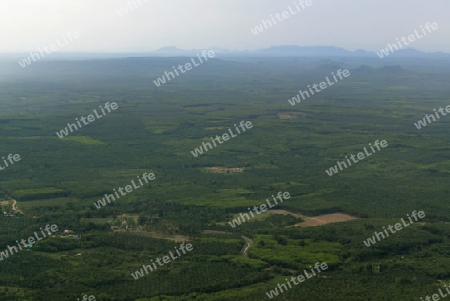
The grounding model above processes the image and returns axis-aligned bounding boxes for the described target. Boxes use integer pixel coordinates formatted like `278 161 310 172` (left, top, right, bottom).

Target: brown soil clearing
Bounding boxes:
268 210 359 227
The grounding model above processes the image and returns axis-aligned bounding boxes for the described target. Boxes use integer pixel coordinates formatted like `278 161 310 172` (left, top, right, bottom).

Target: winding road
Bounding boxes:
241 236 253 257
1 198 24 215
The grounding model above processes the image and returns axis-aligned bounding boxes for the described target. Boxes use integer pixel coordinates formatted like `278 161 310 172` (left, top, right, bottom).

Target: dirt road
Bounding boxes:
241 236 253 257
11 199 24 214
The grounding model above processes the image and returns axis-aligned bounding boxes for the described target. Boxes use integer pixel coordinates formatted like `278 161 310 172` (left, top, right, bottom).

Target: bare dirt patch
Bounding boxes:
277 111 307 119
293 213 359 227
204 167 245 173
144 231 189 242
268 210 359 227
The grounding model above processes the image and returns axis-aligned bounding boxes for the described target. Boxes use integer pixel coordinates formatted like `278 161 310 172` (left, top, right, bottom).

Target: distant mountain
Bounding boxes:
2 45 449 60
354 65 375 73
153 46 192 56
251 45 353 57
354 49 373 57
314 59 343 71
146 45 450 58
380 65 405 73
154 46 183 53
351 64 407 74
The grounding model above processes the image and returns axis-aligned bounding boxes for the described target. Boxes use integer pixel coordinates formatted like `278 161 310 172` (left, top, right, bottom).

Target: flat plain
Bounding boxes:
0 56 449 300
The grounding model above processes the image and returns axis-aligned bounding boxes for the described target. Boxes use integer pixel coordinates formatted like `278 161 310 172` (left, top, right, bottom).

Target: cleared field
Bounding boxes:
115 229 190 242
15 197 76 210
293 213 359 227
268 210 359 227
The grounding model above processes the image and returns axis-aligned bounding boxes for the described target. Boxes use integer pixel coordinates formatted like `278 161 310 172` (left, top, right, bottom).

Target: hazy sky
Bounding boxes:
2 0 449 52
